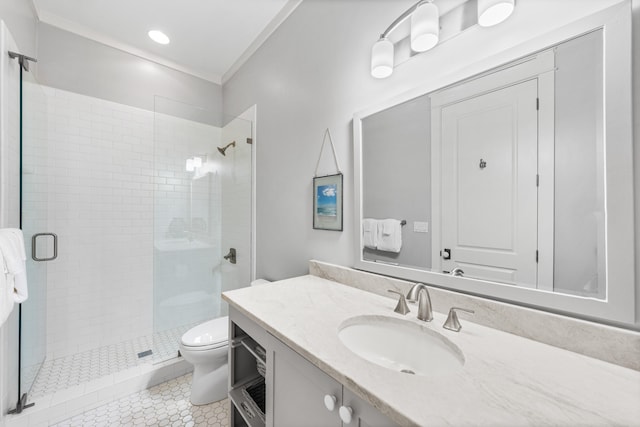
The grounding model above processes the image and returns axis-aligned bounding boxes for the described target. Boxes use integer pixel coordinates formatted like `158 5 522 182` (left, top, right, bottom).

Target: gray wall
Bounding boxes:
37 23 223 120
223 0 640 328
362 95 431 268
0 0 37 57
224 0 414 281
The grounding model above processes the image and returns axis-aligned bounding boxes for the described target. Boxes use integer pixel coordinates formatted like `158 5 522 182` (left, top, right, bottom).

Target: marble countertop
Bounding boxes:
222 275 640 426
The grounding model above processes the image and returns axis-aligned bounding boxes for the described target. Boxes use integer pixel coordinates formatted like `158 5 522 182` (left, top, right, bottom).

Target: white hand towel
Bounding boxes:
0 251 15 327
0 228 28 303
382 220 394 236
376 219 402 253
362 219 379 249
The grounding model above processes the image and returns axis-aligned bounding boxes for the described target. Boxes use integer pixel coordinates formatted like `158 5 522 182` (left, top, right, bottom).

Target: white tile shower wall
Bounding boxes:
153 113 222 245
42 86 155 359
153 113 224 333
40 87 225 359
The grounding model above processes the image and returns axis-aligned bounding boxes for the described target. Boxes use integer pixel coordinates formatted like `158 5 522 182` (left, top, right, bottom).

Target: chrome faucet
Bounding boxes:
406 283 433 322
451 268 464 277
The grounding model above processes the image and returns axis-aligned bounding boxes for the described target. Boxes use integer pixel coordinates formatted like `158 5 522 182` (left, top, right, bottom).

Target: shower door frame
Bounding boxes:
9 50 47 415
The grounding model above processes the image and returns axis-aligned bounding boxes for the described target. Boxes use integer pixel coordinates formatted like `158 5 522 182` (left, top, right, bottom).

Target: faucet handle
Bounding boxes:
443 307 475 332
387 290 411 315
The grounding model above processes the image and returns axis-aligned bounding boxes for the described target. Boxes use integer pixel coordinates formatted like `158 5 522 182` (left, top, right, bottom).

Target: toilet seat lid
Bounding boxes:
181 316 229 347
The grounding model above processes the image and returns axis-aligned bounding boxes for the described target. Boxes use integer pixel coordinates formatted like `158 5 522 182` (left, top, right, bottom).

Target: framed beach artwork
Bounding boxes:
313 173 343 231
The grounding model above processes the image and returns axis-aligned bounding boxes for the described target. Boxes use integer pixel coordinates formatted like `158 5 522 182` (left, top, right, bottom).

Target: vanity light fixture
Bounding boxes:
411 1 439 53
477 0 515 27
372 0 516 79
371 37 394 79
148 30 170 45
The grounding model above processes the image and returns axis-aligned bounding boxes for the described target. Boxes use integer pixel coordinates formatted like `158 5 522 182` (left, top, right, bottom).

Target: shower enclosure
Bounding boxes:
152 96 253 362
16 66 253 408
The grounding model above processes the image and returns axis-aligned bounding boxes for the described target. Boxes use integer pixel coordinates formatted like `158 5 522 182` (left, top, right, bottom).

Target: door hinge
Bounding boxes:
536 98 539 110
536 250 539 263
536 174 539 187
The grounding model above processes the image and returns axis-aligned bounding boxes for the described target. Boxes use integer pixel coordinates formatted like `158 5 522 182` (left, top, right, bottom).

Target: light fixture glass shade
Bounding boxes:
411 2 439 53
477 0 515 27
371 37 394 79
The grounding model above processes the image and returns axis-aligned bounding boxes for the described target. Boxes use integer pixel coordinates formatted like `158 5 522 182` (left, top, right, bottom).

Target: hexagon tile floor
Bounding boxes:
51 374 229 426
29 323 197 400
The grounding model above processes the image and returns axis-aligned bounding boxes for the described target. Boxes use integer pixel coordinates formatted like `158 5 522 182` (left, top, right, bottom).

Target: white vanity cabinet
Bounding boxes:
229 307 397 427
269 333 341 426
340 388 397 427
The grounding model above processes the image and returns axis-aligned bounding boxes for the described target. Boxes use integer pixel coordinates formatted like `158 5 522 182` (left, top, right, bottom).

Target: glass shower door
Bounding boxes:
20 69 50 399
152 97 252 362
218 112 253 314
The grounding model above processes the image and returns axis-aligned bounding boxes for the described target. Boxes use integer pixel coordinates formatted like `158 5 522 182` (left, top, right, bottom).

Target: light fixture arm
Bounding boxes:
380 0 427 39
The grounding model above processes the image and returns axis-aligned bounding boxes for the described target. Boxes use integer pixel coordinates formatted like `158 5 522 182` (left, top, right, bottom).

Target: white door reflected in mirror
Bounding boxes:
440 79 538 287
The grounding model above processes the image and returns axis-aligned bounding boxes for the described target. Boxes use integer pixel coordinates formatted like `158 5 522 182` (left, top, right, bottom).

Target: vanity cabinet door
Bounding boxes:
270 336 342 427
340 388 398 427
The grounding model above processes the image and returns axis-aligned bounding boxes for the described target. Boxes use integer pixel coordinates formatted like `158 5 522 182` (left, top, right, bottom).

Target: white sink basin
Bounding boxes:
338 315 464 376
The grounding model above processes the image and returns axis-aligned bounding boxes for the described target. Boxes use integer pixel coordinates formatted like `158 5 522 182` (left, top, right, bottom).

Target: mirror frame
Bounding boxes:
353 2 634 324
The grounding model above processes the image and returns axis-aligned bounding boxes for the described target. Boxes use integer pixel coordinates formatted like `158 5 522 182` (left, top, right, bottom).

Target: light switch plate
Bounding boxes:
413 221 429 233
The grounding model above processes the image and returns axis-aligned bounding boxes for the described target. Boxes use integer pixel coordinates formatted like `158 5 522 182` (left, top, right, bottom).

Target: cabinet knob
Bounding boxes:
323 394 337 411
339 406 353 424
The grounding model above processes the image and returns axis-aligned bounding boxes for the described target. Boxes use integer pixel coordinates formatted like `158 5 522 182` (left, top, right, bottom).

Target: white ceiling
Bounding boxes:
32 0 301 84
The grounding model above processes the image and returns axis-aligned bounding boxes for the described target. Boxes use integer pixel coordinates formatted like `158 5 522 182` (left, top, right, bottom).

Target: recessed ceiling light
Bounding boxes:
148 30 170 45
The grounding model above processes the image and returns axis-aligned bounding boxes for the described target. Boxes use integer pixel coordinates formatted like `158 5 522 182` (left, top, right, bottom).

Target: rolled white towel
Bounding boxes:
362 219 378 249
376 219 402 253
0 228 28 303
0 251 15 327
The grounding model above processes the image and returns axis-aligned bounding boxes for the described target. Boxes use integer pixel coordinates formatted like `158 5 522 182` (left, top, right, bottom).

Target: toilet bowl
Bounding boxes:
180 279 270 405
179 316 229 405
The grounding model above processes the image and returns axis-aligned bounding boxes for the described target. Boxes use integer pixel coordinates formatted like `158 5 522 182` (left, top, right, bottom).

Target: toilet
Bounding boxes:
179 316 229 405
180 279 270 405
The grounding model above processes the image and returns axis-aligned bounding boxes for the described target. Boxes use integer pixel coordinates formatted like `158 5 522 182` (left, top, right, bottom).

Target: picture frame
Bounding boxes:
313 173 343 231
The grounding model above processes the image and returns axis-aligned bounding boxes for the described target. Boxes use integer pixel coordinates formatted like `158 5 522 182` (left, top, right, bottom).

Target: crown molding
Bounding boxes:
222 0 303 84
33 0 303 87
37 9 223 84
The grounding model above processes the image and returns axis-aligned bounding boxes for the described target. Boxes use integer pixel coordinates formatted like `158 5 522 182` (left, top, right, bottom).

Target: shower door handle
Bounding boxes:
31 233 58 261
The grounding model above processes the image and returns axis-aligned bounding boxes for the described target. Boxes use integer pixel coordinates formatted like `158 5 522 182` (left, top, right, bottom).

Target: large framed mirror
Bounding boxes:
353 1 634 324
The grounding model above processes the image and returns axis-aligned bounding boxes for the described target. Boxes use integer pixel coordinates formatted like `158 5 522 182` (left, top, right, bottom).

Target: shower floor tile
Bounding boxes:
51 373 229 427
29 323 197 400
